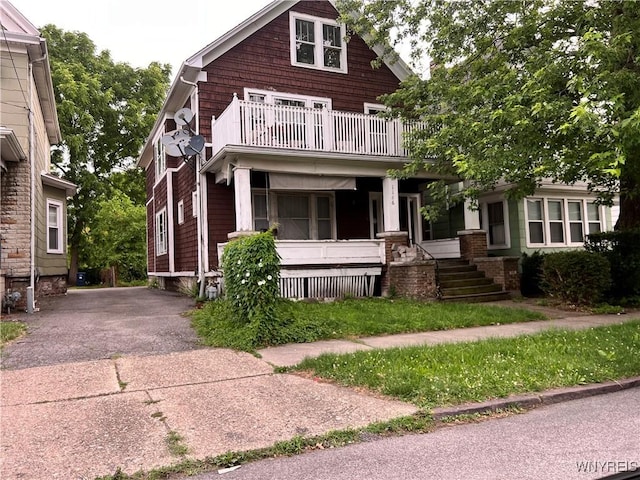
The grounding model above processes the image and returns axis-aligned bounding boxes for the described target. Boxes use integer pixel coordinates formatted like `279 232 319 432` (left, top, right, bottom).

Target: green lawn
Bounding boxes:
293 321 640 409
0 321 27 348
191 297 546 350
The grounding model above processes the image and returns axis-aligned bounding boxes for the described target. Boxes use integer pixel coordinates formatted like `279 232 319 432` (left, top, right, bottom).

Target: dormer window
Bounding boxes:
290 12 347 74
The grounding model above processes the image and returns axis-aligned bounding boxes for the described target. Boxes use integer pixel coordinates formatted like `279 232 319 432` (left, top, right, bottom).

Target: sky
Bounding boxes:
10 0 273 76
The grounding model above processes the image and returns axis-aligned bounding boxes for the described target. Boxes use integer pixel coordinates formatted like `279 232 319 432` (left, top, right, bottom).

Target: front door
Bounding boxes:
369 192 422 245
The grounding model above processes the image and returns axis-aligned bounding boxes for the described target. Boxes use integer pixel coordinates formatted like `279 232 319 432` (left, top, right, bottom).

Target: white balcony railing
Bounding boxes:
211 95 427 159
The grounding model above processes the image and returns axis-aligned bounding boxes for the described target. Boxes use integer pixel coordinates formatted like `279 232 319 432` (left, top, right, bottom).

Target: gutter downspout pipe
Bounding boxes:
27 52 48 314
179 75 206 299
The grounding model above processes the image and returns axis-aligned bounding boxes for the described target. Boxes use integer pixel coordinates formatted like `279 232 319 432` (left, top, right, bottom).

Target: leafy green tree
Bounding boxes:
339 0 640 228
41 25 170 283
87 191 147 283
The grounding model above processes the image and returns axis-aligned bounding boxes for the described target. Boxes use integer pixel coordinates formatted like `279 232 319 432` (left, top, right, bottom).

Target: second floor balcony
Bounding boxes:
210 94 426 161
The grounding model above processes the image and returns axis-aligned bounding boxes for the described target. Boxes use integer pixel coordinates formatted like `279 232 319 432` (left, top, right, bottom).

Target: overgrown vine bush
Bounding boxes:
541 251 611 306
221 231 281 344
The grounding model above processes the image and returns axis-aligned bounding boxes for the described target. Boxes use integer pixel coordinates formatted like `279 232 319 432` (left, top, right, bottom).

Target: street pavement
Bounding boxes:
1 288 639 479
192 387 640 480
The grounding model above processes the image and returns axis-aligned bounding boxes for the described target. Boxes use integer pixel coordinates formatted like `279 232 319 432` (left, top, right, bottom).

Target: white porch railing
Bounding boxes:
217 239 385 267
211 95 427 158
420 238 461 259
217 239 385 299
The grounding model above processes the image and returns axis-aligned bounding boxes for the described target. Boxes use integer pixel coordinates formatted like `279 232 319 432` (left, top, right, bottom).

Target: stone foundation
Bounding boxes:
388 260 438 299
377 232 409 296
472 256 520 292
458 230 488 260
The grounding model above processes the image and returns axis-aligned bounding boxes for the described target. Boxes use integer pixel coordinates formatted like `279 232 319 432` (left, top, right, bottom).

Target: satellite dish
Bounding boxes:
184 135 205 156
174 108 194 126
162 130 191 157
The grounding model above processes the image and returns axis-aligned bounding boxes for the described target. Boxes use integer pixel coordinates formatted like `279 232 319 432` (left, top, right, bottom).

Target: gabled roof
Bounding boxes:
0 0 61 144
137 0 414 168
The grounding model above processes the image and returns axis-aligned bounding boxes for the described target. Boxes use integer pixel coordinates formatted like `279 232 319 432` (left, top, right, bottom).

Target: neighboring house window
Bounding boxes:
177 200 184 225
482 200 508 248
525 197 604 247
46 199 64 254
252 191 335 240
154 134 166 180
290 12 347 73
155 208 167 255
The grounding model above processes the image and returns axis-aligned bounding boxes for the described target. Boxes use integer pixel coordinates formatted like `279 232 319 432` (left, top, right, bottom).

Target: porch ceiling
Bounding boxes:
203 145 439 184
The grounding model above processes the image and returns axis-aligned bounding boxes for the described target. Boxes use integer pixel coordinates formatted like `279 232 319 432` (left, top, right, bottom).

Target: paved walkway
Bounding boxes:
1 293 639 479
257 313 638 366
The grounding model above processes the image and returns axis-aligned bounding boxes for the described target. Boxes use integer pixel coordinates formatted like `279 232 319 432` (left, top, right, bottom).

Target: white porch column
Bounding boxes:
463 198 481 230
233 167 253 232
382 177 400 232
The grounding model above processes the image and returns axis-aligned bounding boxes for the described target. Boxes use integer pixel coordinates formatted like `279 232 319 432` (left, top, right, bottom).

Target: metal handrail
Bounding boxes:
414 242 442 300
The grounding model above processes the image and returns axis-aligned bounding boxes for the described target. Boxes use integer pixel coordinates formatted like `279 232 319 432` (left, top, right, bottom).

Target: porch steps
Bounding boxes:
437 259 510 303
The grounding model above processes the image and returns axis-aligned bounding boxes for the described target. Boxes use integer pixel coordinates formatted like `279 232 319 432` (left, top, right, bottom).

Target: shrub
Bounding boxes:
585 228 640 300
520 251 545 297
221 231 281 345
541 251 611 305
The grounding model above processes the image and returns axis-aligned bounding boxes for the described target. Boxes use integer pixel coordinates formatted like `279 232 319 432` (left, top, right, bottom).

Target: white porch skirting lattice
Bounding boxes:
279 267 381 299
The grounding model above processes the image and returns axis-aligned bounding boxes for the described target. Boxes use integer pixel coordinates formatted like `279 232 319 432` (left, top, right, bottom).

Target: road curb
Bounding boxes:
431 376 640 420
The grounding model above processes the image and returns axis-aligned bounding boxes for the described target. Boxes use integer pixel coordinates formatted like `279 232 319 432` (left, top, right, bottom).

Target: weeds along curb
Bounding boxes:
431 376 640 421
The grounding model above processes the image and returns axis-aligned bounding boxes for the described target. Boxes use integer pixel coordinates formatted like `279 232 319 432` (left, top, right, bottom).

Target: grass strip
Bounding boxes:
0 321 27 348
191 297 545 351
293 321 640 410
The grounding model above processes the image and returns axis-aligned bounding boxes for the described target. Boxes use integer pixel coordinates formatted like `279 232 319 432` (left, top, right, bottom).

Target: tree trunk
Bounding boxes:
69 244 79 286
615 153 640 230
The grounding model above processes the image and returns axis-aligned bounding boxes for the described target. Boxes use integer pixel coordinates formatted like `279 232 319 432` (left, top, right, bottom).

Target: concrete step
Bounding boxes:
438 264 478 274
440 284 504 297
439 277 494 289
438 270 486 282
440 290 512 303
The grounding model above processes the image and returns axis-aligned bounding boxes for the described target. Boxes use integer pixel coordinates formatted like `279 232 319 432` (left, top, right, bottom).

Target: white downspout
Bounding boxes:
179 76 206 299
27 52 48 314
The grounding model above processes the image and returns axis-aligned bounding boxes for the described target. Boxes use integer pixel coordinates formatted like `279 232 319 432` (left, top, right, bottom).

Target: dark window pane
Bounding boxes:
570 223 583 243
324 47 341 68
529 222 544 243
550 222 564 243
296 43 315 64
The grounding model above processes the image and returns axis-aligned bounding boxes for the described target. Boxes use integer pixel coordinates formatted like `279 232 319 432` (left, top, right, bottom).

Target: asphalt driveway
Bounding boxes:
1 287 200 370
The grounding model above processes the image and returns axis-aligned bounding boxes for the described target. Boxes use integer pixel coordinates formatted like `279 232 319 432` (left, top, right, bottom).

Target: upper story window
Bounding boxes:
154 133 166 181
290 12 347 74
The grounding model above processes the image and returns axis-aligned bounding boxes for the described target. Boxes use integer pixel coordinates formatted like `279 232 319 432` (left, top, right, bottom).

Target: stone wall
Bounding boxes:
472 257 520 292
388 260 438 299
458 230 488 260
377 232 409 295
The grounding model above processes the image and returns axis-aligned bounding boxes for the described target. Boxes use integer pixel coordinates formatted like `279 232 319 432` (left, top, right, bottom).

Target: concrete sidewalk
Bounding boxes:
2 311 639 479
257 312 640 367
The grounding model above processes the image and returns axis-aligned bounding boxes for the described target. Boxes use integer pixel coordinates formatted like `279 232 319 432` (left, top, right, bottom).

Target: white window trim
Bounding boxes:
289 11 348 74
480 198 511 250
524 197 605 248
155 208 168 256
177 199 185 225
154 131 167 184
46 199 64 254
252 189 336 240
192 191 198 218
243 88 332 109
364 103 388 114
